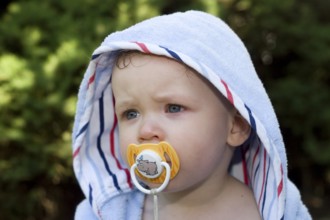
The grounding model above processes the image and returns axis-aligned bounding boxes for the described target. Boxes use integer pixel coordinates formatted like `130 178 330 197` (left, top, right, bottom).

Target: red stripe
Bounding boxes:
88 72 95 89
73 146 81 158
241 147 249 185
110 102 133 189
277 165 283 196
134 42 151 53
258 149 267 207
220 80 234 105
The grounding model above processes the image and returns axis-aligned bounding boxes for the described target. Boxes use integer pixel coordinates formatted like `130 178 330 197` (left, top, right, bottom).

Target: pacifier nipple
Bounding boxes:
127 142 180 194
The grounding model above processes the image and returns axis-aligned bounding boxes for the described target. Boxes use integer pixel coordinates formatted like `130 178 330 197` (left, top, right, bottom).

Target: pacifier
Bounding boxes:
127 141 180 194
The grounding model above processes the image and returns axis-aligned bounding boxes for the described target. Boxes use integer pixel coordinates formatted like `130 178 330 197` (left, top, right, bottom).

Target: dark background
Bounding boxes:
0 0 329 219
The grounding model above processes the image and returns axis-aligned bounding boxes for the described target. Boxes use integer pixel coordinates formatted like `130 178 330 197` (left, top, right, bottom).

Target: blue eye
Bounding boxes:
124 110 139 120
167 104 183 113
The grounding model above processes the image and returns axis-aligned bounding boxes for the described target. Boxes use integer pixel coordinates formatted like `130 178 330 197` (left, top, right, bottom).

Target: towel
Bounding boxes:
72 10 311 219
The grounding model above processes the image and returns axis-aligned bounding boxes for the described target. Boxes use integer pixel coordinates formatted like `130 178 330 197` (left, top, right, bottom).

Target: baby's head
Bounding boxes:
112 51 251 192
72 12 293 219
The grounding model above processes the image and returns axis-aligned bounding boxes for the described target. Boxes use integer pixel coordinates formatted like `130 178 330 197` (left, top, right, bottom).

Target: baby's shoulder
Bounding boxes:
222 176 261 220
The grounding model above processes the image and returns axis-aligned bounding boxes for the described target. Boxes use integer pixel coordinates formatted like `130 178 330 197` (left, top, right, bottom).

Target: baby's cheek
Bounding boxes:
119 142 129 166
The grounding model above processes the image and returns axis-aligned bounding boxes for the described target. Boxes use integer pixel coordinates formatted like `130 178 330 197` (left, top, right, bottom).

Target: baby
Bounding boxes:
72 11 311 220
112 51 260 219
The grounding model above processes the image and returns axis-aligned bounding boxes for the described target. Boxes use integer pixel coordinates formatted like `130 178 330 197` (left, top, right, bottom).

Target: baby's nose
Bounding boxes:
138 117 164 143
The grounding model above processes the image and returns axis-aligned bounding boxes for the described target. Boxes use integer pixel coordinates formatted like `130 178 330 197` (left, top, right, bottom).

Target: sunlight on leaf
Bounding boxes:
44 40 80 79
64 95 77 116
0 55 34 100
203 0 220 15
136 0 158 21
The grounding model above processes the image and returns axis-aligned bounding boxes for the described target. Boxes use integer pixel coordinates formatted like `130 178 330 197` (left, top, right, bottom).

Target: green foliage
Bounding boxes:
225 0 330 165
223 2 330 217
0 0 329 219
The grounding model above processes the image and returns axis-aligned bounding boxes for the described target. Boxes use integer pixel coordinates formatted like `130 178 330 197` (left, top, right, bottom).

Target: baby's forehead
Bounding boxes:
112 50 232 110
114 50 194 74
113 50 223 92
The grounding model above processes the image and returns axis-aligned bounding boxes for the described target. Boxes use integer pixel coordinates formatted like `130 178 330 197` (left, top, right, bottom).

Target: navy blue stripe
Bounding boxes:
254 161 260 180
160 46 183 62
261 157 271 214
245 104 256 131
91 53 101 60
75 122 89 138
97 93 121 191
89 184 93 205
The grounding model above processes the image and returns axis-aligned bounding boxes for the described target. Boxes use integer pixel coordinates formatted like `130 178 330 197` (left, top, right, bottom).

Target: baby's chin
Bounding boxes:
140 178 183 194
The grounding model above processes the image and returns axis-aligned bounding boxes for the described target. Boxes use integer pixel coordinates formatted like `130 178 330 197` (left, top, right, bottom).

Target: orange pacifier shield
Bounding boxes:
127 142 180 184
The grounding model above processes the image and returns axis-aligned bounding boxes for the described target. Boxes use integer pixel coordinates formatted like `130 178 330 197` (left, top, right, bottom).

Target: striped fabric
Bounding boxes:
72 41 285 219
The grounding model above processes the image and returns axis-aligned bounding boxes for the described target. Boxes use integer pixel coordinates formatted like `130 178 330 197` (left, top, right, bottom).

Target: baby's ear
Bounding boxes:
227 111 251 147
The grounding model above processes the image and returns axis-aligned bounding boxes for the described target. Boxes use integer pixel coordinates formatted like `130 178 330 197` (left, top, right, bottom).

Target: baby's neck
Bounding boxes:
143 175 261 220
160 173 231 207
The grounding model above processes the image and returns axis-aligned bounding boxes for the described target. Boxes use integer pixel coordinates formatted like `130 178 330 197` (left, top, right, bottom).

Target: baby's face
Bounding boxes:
112 53 234 192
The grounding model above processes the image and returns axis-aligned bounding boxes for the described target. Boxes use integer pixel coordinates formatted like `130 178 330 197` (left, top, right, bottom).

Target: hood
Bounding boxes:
72 10 310 220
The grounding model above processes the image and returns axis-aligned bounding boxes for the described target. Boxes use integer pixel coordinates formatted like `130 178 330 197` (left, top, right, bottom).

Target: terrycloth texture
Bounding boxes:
72 10 311 219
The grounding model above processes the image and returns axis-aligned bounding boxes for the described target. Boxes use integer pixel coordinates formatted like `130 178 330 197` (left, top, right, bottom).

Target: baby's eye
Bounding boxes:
124 110 139 120
166 104 184 113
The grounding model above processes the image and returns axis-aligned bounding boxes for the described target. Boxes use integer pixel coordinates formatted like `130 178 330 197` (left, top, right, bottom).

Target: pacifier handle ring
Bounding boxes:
130 162 171 194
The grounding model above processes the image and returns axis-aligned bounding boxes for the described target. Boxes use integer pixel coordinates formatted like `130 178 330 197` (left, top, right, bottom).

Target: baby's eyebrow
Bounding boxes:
152 92 196 103
114 99 135 111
